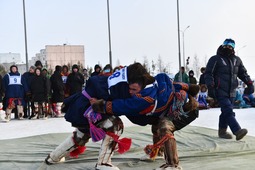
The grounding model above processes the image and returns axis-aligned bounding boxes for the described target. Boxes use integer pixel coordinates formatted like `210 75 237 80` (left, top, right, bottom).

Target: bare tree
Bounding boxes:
192 54 201 78
142 56 150 73
0 64 7 76
157 55 164 73
151 60 156 76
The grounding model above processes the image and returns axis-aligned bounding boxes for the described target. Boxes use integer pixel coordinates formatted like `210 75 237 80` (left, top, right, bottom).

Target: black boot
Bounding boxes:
218 128 232 139
235 129 248 141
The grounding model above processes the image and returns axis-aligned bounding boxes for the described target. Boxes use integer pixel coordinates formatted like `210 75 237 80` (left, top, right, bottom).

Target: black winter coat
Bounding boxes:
66 72 84 95
50 71 65 102
205 46 252 98
31 75 49 102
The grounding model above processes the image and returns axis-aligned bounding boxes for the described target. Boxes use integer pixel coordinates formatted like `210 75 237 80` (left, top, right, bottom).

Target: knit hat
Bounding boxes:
222 38 235 49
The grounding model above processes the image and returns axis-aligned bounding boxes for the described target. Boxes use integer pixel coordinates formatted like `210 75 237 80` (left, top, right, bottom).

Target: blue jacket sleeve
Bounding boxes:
106 95 154 116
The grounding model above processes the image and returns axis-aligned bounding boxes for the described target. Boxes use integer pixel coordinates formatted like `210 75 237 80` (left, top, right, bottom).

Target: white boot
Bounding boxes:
17 105 24 120
0 112 8 122
45 129 88 164
45 136 75 164
42 102 48 119
4 108 12 122
30 102 39 119
55 102 63 117
96 135 119 170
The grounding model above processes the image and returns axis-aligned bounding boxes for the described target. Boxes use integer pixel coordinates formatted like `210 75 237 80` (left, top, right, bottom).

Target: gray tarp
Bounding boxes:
1 125 255 170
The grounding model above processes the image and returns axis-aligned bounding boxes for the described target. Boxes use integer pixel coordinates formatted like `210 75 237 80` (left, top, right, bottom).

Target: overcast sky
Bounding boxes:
1 0 255 77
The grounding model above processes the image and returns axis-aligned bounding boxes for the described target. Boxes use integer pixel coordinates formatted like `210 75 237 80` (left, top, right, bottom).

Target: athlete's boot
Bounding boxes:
45 129 90 164
140 123 164 161
95 134 119 170
17 105 24 120
5 108 12 122
156 118 182 170
42 102 48 119
30 102 39 119
55 102 63 117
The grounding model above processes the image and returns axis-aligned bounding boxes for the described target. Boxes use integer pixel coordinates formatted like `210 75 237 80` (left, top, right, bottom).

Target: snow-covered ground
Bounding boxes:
0 107 255 140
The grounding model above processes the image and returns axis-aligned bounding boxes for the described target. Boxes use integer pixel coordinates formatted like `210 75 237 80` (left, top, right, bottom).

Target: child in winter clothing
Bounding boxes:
197 84 209 109
242 87 255 107
234 88 250 108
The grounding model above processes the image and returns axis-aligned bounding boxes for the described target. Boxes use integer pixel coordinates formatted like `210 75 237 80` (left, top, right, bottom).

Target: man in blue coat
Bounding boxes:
205 38 254 140
2 65 28 121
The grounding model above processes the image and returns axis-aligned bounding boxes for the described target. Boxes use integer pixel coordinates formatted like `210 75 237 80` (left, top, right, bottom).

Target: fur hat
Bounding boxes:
188 84 200 97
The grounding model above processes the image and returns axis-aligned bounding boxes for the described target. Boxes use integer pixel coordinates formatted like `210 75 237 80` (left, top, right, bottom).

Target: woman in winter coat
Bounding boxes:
30 68 50 119
50 65 65 117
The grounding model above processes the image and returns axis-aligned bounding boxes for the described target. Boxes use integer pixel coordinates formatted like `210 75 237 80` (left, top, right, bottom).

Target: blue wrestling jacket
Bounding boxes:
105 73 183 117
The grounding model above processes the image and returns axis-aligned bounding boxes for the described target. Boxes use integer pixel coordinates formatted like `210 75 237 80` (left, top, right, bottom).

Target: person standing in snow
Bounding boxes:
205 38 254 140
50 65 65 117
2 65 28 121
66 64 84 96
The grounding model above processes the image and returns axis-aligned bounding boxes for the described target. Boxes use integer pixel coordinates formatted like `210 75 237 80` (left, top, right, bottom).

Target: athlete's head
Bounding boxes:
127 62 155 95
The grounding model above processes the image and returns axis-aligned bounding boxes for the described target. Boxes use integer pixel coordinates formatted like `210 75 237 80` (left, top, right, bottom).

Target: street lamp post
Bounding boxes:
176 0 182 82
22 0 29 71
181 25 190 70
107 0 112 67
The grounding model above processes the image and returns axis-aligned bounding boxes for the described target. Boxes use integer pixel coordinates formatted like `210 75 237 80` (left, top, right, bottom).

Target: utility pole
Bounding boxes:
107 0 112 66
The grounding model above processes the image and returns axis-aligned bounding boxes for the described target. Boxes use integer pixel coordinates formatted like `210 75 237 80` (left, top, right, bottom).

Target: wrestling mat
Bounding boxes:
1 125 255 170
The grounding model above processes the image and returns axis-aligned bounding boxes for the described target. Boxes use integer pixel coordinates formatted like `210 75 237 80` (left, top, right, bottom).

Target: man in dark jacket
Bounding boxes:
205 38 254 140
50 65 65 117
66 64 84 96
22 66 36 118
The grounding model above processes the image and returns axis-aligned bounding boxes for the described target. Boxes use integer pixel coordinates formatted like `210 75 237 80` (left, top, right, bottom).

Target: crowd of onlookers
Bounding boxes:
173 66 255 110
0 61 125 122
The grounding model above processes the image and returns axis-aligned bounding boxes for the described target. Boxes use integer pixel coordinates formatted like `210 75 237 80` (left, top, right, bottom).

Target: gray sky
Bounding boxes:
1 0 255 77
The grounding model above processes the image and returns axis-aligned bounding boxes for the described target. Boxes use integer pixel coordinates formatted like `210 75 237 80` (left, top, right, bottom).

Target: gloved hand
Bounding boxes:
247 81 254 95
92 99 106 114
207 86 216 99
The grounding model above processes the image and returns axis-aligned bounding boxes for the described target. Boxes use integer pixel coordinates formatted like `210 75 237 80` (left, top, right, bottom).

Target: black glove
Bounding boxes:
92 99 106 114
247 81 254 95
208 86 216 99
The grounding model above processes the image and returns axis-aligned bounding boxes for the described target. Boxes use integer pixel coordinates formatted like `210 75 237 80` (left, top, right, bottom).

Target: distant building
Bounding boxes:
33 45 85 72
30 49 47 67
0 53 22 63
0 53 27 74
